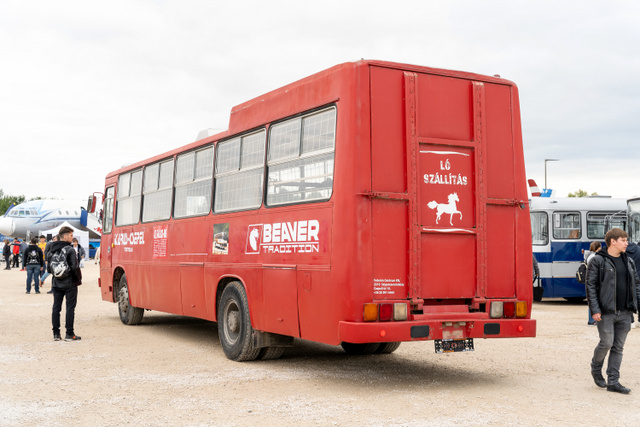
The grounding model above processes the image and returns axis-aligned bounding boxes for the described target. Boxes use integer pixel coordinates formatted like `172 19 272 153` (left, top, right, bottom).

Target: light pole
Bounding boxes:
544 159 559 189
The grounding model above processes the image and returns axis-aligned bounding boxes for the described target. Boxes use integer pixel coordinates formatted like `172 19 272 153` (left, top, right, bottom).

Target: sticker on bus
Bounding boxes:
213 223 229 255
245 220 320 254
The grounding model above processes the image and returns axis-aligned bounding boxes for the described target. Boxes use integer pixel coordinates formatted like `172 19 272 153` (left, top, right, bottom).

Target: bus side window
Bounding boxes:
266 107 336 206
116 170 142 226
553 212 581 239
103 186 115 234
214 130 266 213
174 146 214 218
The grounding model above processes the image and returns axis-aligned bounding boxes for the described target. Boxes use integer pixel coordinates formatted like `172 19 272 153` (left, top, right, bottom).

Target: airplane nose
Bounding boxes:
0 217 15 236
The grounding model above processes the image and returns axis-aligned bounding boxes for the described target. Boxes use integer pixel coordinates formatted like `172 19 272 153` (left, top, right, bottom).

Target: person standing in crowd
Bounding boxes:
3 239 11 269
37 236 47 288
23 237 44 294
19 239 28 270
11 238 20 268
587 228 640 394
625 238 640 328
72 238 85 268
48 226 82 341
41 235 58 294
585 241 602 326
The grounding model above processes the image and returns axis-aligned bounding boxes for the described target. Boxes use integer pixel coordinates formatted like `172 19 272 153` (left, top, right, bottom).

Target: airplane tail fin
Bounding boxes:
528 179 541 197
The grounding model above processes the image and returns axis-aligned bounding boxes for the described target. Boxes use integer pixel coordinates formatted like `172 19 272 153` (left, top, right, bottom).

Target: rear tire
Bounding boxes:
341 342 380 355
258 347 285 360
217 282 260 361
118 274 144 325
375 342 401 354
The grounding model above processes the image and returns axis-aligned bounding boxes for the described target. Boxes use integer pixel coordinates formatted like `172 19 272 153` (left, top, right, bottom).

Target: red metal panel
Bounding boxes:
262 267 300 337
180 264 208 318
485 205 517 298
416 74 473 142
421 233 477 298
484 83 516 199
370 66 406 193
371 199 408 300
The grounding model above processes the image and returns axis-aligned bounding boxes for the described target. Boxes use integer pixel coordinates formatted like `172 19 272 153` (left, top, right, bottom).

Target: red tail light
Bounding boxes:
379 304 393 321
503 302 515 318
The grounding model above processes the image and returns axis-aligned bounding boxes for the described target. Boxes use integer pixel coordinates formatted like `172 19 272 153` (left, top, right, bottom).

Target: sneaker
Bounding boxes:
35 291 41 294
53 333 61 341
64 334 81 341
47 290 53 294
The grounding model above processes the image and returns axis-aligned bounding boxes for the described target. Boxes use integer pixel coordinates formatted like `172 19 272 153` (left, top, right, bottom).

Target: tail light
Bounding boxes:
490 301 528 319
363 303 408 322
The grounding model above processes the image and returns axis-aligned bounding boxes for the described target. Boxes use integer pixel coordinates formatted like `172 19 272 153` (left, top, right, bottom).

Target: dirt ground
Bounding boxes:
2 262 640 426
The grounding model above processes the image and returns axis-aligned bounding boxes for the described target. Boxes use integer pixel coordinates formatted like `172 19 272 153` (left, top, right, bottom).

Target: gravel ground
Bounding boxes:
2 263 640 426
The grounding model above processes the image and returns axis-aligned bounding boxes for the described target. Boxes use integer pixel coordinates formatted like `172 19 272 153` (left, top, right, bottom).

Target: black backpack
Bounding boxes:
576 261 588 284
26 249 40 265
49 246 71 278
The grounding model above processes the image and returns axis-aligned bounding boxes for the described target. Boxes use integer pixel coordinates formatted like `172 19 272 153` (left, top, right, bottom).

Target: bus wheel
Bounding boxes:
258 347 285 360
217 282 260 362
340 342 380 355
533 286 544 302
118 274 144 325
375 342 401 354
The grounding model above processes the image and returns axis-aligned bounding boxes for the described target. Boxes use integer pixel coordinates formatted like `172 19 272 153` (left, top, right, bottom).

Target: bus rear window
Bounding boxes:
267 107 336 206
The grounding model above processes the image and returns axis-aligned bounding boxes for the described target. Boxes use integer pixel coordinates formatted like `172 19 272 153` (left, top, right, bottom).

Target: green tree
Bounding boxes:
568 189 599 197
0 189 26 215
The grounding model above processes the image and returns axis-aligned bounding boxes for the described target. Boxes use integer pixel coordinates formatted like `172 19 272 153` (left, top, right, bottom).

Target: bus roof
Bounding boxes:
105 60 516 180
530 197 627 212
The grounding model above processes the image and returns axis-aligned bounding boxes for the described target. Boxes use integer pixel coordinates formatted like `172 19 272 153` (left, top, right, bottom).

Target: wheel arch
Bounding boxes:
112 266 126 303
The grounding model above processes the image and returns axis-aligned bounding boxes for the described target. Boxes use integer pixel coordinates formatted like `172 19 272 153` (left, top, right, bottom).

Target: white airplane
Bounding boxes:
0 199 102 239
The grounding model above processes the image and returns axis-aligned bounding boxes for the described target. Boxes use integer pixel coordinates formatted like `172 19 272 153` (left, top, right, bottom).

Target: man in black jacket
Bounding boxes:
48 226 82 341
23 237 44 294
586 228 640 394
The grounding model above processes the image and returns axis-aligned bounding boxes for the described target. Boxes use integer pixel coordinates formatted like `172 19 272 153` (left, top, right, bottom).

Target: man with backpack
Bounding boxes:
47 226 82 341
23 237 44 294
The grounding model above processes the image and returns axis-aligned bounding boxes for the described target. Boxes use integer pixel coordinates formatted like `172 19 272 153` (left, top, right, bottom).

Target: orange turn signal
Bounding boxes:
364 303 378 322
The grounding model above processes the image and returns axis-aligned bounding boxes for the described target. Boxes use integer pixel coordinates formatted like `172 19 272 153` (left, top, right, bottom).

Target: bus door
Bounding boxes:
100 186 115 300
370 67 522 306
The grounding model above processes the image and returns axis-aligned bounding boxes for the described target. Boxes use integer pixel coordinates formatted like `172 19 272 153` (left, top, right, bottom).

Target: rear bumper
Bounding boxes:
338 318 536 343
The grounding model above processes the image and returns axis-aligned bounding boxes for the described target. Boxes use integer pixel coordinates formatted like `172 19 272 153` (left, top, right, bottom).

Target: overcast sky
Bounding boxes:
1 1 639 207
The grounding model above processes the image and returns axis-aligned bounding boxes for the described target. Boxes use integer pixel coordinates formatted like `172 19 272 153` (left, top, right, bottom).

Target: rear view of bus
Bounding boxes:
99 61 535 361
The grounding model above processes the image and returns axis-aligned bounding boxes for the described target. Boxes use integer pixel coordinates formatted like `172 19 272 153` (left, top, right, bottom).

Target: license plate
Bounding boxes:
435 338 474 353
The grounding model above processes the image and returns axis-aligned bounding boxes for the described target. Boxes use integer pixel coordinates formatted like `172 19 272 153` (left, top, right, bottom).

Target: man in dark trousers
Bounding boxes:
587 228 640 394
48 226 82 341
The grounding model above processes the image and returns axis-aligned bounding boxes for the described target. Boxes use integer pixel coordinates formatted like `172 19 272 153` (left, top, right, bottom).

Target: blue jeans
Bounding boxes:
26 265 41 293
591 310 632 385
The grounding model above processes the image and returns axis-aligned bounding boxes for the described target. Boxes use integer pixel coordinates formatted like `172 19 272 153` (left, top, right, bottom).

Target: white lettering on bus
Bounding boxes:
114 231 145 246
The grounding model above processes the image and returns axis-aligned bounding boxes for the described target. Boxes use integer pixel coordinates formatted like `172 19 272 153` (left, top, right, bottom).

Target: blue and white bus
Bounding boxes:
530 197 627 301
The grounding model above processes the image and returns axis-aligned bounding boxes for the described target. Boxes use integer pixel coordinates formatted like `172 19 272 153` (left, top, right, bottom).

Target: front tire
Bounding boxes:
118 274 144 325
217 282 260 361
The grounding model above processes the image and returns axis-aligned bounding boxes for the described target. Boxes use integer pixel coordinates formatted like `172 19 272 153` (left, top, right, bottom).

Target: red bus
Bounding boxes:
99 60 536 361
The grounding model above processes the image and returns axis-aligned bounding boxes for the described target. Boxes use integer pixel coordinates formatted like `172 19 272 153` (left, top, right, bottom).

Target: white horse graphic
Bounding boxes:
427 193 463 225
249 228 260 251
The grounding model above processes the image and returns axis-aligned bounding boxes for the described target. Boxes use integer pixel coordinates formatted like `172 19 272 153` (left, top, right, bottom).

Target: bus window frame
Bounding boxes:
141 157 175 224
552 211 581 240
115 169 143 227
530 211 549 246
103 186 115 235
586 211 625 240
213 128 267 214
265 105 337 208
173 145 215 220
